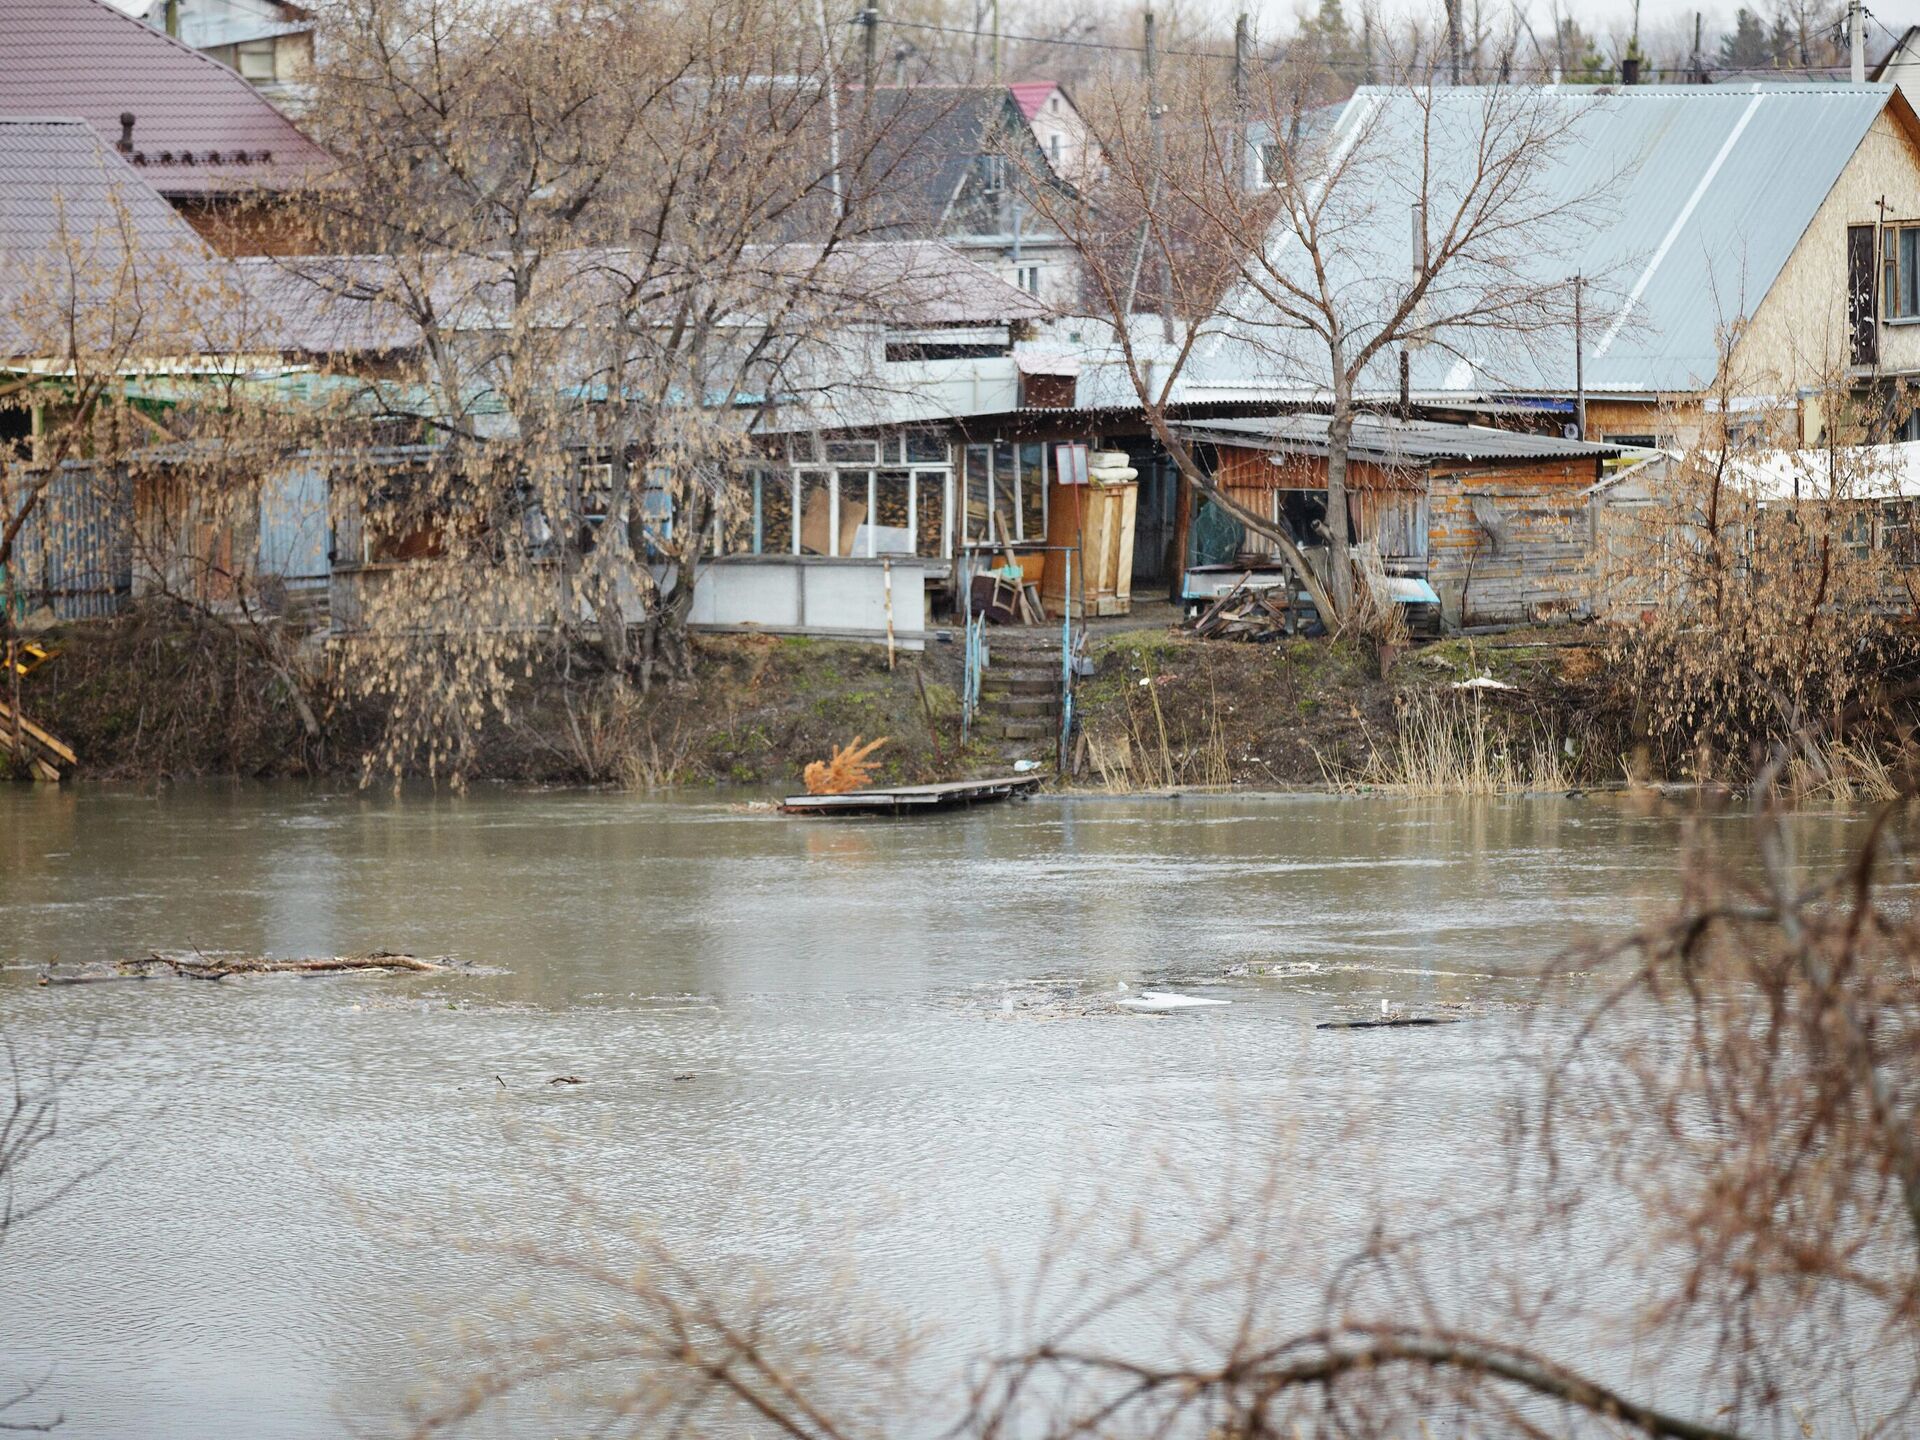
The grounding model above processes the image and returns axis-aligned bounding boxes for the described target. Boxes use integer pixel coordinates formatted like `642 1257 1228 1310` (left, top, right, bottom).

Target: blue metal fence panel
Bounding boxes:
4 463 131 621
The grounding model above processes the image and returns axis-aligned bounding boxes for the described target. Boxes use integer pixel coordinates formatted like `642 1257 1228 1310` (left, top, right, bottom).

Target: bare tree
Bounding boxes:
1026 41 1608 626
270 0 969 779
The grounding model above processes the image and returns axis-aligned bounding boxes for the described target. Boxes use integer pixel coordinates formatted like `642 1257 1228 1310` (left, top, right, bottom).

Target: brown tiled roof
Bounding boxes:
0 0 330 197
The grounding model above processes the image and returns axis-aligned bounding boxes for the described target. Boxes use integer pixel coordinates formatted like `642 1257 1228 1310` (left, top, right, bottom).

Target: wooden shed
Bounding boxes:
1174 415 1623 628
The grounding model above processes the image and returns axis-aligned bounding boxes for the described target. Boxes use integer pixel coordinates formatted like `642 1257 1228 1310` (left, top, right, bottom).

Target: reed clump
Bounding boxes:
1081 656 1231 792
1330 690 1570 795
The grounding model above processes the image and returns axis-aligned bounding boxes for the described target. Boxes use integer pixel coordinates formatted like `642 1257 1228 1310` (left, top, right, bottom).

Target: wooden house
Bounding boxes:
1178 83 1920 453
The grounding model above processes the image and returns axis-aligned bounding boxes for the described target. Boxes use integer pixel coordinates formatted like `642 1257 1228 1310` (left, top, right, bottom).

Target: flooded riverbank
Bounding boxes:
0 786 1904 1436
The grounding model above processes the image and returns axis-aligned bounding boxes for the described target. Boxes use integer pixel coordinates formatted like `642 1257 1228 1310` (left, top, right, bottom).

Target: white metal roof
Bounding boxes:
1183 84 1901 404
1730 440 1920 501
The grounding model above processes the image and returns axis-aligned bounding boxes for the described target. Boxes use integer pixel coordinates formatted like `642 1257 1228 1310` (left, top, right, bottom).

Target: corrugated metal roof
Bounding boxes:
1187 84 1896 403
1175 413 1623 466
0 116 219 357
238 240 1049 355
0 0 330 196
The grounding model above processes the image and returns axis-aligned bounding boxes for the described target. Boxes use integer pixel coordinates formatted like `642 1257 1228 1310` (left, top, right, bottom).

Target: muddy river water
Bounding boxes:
0 786 1902 1436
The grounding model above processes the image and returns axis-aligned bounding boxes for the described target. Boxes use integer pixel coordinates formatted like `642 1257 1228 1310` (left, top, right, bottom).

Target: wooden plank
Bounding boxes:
779 774 1041 815
1112 483 1137 608
0 700 77 767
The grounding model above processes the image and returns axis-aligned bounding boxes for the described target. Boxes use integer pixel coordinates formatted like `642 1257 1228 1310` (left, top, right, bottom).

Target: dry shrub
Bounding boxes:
1598 381 1920 783
803 735 889 794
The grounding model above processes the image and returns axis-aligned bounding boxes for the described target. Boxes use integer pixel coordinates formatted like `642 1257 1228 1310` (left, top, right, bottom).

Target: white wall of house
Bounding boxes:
1024 90 1100 188
1739 103 1920 397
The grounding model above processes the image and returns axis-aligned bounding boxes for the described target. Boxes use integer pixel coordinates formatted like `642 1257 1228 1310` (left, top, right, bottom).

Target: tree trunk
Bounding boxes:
1325 400 1356 620
636 483 709 692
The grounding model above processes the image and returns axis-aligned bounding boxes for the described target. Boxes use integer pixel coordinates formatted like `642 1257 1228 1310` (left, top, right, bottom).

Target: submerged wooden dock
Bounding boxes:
779 774 1042 816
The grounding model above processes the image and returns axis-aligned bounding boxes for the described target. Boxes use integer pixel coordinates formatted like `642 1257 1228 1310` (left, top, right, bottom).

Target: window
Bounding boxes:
871 471 913 555
824 438 879 465
886 340 1006 362
904 431 948 464
1258 141 1284 187
915 469 949 556
1049 134 1062 162
974 154 1005 195
236 39 276 81
1018 266 1040 295
1885 500 1919 566
1884 224 1920 320
1018 443 1047 541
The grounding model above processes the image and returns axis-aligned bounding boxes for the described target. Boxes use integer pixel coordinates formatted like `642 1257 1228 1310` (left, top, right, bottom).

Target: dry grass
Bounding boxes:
1782 739 1901 804
1327 690 1571 795
1081 656 1231 792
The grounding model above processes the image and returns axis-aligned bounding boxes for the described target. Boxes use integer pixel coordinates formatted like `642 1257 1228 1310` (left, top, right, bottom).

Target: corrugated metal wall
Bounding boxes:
4 463 131 620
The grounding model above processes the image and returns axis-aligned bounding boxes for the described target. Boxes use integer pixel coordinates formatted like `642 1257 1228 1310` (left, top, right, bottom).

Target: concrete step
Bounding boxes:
983 695 1059 719
984 674 1057 696
974 717 1057 741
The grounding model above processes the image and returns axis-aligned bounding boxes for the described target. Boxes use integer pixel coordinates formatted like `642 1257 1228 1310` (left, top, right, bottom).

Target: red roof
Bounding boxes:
0 0 330 197
1009 82 1058 121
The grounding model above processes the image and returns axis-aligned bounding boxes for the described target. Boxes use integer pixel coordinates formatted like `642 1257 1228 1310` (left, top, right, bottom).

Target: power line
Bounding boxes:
875 14 1236 63
866 11 1888 84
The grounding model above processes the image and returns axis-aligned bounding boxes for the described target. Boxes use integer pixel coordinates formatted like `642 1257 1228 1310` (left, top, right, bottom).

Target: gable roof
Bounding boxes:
848 85 1059 234
0 115 220 358
0 0 330 197
1186 83 1903 403
1009 82 1058 122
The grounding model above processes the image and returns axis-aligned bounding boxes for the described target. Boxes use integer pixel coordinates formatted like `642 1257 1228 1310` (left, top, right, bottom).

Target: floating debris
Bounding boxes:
40 950 467 986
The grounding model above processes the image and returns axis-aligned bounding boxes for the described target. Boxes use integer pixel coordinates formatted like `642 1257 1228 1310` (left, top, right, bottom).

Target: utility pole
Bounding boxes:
1136 13 1167 343
1233 13 1249 192
1850 0 1866 83
1690 12 1703 83
1362 11 1375 85
1573 274 1587 441
859 6 878 90
991 0 1001 85
163 0 178 36
1446 0 1462 83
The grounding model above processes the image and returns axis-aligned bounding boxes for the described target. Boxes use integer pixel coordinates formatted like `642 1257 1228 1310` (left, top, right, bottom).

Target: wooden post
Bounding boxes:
1167 459 1192 605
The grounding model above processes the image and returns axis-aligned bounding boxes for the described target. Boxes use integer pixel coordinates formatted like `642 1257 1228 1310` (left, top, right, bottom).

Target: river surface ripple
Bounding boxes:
0 786 1901 1437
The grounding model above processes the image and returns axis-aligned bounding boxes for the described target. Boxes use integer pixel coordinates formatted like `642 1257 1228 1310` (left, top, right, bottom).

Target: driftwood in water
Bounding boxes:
39 950 457 985
1316 1016 1463 1030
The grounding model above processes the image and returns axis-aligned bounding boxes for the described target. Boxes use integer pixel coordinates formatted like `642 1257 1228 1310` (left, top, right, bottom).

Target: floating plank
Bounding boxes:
0 699 77 767
779 773 1042 816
